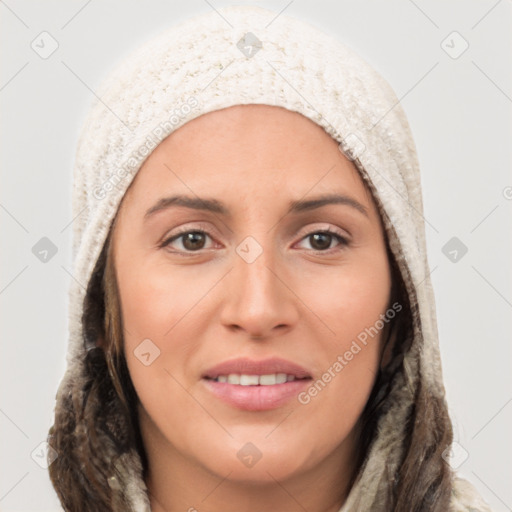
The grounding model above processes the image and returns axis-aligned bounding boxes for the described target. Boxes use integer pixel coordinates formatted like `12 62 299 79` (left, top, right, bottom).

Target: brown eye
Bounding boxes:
296 230 349 252
163 230 213 252
181 232 207 251
309 233 333 251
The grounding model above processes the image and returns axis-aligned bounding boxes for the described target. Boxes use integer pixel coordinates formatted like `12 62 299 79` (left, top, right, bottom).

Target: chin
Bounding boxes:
192 433 323 484
203 453 306 484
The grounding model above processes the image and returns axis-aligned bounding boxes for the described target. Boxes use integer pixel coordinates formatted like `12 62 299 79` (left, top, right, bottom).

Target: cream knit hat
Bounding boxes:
55 5 492 511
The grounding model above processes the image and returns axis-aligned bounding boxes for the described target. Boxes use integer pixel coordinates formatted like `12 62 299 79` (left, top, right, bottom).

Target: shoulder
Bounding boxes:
450 476 494 512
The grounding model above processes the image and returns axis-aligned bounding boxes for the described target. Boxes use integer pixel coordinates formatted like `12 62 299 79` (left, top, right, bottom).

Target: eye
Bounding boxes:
296 229 349 252
160 227 349 254
161 230 214 252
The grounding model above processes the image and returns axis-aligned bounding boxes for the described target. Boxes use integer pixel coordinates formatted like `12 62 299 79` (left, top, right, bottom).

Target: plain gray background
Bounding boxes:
1 1 511 511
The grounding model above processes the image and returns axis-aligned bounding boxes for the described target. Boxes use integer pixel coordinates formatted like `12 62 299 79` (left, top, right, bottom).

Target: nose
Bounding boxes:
220 243 300 340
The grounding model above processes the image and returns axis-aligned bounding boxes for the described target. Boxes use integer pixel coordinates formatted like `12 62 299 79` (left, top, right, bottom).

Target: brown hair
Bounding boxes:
48 229 453 511
48 234 146 511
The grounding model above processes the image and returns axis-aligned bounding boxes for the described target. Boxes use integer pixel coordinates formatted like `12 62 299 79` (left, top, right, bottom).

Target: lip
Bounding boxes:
201 357 312 411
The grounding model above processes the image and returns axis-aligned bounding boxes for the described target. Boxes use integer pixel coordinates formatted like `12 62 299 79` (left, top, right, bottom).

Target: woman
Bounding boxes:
48 6 492 511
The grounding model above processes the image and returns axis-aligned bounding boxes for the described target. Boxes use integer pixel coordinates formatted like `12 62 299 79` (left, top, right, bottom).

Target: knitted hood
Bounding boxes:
49 6 492 511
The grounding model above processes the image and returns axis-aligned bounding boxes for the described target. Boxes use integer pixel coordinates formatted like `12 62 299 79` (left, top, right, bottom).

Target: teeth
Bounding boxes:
276 373 287 384
259 374 277 385
240 374 259 386
213 373 297 385
227 374 240 385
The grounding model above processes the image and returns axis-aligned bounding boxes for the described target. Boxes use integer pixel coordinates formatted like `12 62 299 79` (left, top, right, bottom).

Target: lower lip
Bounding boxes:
202 378 311 411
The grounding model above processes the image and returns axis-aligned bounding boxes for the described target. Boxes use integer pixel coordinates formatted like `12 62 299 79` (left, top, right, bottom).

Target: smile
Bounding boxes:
201 358 312 411
208 373 300 385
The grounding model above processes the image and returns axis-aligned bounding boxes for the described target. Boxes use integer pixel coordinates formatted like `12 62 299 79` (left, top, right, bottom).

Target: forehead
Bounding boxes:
122 104 373 213
167 104 337 158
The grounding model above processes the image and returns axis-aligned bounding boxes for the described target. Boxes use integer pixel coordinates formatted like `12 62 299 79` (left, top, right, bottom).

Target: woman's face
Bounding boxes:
112 105 392 487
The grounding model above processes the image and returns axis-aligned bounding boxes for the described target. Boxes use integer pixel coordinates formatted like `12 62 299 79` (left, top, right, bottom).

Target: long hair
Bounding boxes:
48 228 453 511
48 232 146 511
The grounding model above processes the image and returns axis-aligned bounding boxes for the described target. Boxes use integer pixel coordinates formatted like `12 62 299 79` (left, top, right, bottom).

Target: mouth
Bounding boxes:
201 358 312 411
205 373 303 385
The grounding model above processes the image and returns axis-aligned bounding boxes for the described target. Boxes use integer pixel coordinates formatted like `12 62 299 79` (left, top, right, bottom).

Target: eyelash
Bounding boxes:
159 226 350 255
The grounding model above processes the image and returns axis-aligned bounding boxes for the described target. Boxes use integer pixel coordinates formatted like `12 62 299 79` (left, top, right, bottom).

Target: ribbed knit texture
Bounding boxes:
56 6 492 511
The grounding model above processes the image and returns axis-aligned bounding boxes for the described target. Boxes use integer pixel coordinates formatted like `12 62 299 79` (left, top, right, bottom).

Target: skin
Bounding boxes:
112 105 393 512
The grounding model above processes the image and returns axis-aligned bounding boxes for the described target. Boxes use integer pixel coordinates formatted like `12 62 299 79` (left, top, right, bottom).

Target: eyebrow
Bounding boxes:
144 193 368 220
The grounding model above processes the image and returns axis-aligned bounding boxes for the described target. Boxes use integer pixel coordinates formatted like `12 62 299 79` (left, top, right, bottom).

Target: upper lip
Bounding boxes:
202 357 312 379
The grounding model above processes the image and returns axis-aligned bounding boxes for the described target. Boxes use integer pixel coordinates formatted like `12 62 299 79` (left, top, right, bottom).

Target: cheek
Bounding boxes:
117 263 207 440
116 260 219 399
298 250 391 344
294 250 391 423
117 259 213 342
